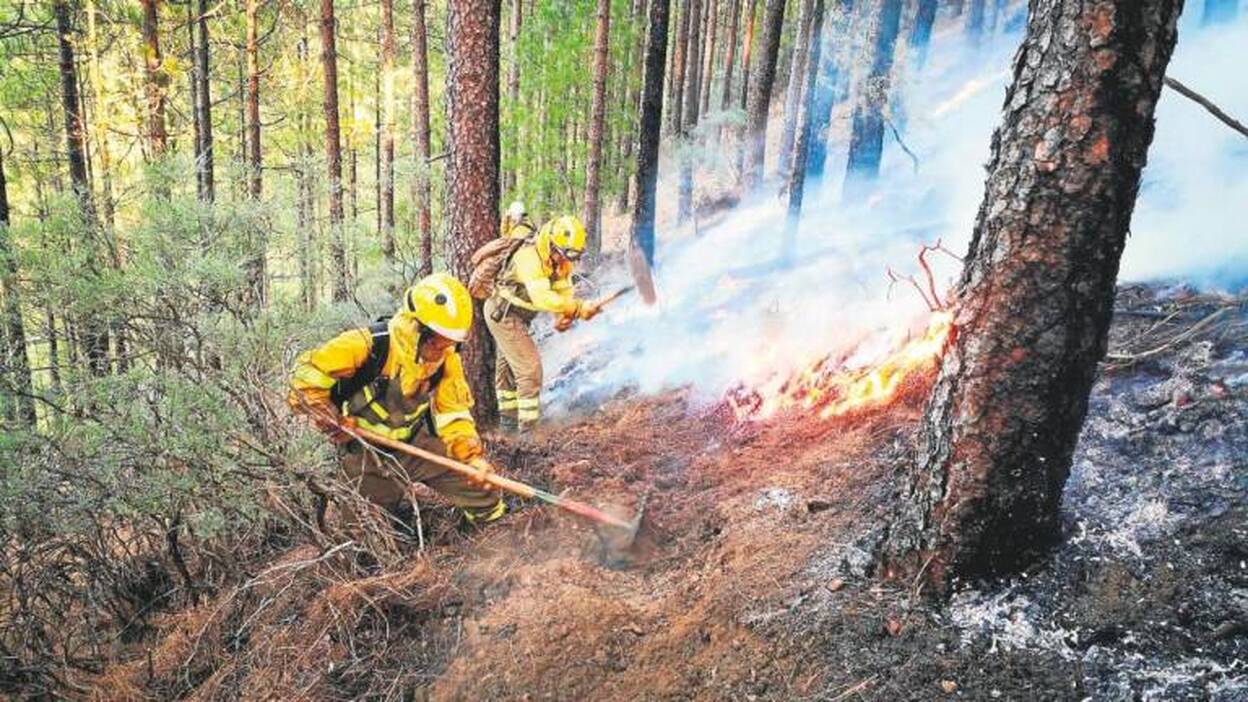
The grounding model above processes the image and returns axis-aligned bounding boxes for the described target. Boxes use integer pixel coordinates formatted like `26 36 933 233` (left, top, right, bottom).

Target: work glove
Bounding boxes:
315 413 357 445
555 314 576 333
467 457 497 489
577 300 602 322
448 436 485 463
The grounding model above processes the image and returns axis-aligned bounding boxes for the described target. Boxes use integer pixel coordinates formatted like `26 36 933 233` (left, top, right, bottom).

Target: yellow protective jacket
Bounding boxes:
288 315 482 461
496 242 580 316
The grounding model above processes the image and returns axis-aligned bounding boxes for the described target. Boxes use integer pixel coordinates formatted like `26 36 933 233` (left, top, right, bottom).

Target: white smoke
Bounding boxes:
543 10 1248 414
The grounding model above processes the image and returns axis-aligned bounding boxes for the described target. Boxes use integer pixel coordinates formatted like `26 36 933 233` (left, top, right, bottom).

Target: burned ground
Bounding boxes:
85 286 1246 701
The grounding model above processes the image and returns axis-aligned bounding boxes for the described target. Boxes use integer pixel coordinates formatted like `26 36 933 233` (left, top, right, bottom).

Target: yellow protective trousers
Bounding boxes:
483 296 543 430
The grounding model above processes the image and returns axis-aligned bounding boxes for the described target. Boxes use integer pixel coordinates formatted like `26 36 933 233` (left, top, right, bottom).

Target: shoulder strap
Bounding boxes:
329 321 391 406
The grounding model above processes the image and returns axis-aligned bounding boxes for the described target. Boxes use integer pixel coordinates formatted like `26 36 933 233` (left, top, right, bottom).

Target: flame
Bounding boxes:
729 312 954 421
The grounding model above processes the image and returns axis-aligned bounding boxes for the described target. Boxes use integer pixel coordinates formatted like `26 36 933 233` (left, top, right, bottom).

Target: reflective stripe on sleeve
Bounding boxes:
293 364 336 389
434 409 475 430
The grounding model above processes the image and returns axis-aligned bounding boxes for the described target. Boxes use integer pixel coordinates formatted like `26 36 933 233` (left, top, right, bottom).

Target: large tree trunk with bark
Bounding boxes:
139 0 168 159
320 0 348 301
842 0 902 201
412 0 433 275
740 0 785 191
784 0 824 261
882 0 1186 591
632 0 672 267
778 0 816 179
584 0 611 258
678 0 703 223
908 0 938 72
0 146 36 426
446 0 501 420
380 0 397 262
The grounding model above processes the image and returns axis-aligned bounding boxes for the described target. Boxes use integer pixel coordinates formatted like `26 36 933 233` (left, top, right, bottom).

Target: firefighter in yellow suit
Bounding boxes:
484 215 601 433
289 273 505 525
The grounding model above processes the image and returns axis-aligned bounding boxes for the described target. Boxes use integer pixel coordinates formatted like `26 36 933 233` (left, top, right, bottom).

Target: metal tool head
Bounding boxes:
593 493 652 569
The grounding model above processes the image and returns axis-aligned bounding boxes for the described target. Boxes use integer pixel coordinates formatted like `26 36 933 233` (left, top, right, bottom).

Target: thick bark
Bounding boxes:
778 0 816 178
784 0 824 260
1202 0 1237 25
842 0 902 200
196 0 214 201
380 0 397 261
678 0 702 223
908 0 937 72
446 0 501 420
740 0 786 191
584 0 611 258
0 145 36 426
139 0 168 158
882 0 1186 590
411 0 433 275
632 0 672 266
320 0 348 301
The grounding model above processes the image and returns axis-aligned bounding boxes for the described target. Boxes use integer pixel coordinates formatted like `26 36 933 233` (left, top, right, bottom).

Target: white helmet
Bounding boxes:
506 201 526 222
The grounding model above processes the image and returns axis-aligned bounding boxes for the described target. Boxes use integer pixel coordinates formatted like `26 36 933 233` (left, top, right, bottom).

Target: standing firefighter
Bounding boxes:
480 215 602 433
501 200 536 239
288 273 505 525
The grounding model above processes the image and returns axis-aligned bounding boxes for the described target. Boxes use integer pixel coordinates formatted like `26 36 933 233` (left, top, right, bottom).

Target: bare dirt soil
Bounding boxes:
89 286 1246 701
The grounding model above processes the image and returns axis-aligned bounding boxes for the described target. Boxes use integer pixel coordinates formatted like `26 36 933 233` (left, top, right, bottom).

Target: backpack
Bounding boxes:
329 320 391 406
467 228 534 300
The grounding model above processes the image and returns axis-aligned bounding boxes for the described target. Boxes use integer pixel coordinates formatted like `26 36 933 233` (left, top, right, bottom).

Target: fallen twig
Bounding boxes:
829 674 878 701
1164 76 1248 140
1106 307 1230 364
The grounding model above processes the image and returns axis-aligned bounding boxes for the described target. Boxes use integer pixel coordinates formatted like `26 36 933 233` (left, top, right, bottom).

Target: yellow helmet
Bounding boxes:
402 273 473 343
538 215 587 261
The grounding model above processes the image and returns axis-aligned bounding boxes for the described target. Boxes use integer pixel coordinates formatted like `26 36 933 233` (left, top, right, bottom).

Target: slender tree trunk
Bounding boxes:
778 0 815 178
842 0 902 200
738 0 756 112
320 0 348 301
966 0 987 43
584 0 611 258
1202 0 1237 25
882 0 1185 592
719 0 741 118
412 0 433 275
908 0 937 72
446 0 501 420
617 0 649 214
740 0 786 191
297 29 316 311
246 0 261 200
139 0 168 159
0 146 36 426
632 0 672 266
54 0 108 377
84 0 116 230
380 0 397 261
784 0 823 261
805 0 851 187
678 0 702 223
669 0 690 134
505 0 523 193
197 0 214 201
188 0 202 196
699 0 718 115
346 68 358 223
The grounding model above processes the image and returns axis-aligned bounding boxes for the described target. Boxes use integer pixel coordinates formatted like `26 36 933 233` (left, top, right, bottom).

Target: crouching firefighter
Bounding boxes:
479 215 602 433
288 273 506 526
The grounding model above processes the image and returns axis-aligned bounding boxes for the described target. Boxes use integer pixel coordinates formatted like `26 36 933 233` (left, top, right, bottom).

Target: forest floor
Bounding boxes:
91 284 1247 701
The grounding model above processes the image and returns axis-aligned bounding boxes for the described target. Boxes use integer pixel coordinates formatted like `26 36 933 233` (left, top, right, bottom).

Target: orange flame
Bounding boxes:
729 312 955 421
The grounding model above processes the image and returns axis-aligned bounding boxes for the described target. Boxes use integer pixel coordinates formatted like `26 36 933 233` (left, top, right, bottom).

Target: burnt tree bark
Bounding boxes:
584 0 611 258
785 0 824 257
677 0 702 224
882 0 1186 590
740 0 786 191
446 0 501 419
139 0 168 159
320 0 348 301
778 0 816 179
908 0 938 72
632 0 672 267
412 0 433 275
842 0 902 201
0 143 36 426
380 0 397 262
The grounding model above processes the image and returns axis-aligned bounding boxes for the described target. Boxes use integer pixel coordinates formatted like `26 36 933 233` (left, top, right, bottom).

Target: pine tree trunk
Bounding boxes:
882 0 1185 591
1202 0 1237 25
245 0 265 306
669 0 690 135
719 0 741 118
347 67 358 223
632 0 672 266
188 0 202 196
617 0 649 214
412 0 433 275
699 0 718 115
320 0 348 302
85 0 116 230
380 0 397 261
778 0 815 179
740 0 786 191
784 0 823 260
139 0 168 159
446 0 501 420
196 0 214 201
908 0 938 72
297 29 316 311
842 0 902 200
505 0 523 193
584 0 611 258
678 0 702 224
738 0 756 113
0 146 36 426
